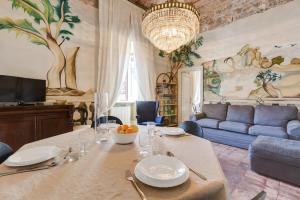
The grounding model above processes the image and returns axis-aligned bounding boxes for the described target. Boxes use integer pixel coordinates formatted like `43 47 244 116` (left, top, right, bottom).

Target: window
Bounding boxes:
117 42 139 102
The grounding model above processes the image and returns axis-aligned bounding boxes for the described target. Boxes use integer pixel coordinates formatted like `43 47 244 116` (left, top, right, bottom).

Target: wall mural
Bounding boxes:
0 0 98 124
203 44 300 101
0 0 89 96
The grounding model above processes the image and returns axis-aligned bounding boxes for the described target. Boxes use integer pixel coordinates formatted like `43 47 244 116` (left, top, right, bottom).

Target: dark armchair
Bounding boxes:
91 116 123 128
0 142 13 164
136 101 164 126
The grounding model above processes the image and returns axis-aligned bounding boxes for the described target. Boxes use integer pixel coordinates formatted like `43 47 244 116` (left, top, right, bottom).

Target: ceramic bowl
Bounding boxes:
112 131 137 144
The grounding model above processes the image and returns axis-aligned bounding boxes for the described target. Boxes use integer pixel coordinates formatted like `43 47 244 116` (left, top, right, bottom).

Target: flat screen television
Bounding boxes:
0 75 46 103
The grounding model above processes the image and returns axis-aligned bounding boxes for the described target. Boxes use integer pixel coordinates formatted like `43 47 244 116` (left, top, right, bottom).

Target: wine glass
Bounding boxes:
77 129 90 156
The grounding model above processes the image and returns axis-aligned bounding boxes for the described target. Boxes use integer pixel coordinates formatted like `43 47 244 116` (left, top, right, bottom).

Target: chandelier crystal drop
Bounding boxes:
142 0 200 53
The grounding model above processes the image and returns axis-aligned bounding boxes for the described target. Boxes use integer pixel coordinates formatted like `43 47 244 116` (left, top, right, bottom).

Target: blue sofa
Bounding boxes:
189 104 300 149
249 136 300 187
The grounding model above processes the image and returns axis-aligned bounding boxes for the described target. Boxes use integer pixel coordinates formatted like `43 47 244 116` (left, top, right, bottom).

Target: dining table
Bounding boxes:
0 127 228 200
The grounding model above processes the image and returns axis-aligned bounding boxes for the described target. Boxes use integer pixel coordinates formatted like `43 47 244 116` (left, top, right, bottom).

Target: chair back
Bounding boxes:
73 107 88 125
179 121 203 137
91 116 123 128
136 101 159 122
0 142 13 164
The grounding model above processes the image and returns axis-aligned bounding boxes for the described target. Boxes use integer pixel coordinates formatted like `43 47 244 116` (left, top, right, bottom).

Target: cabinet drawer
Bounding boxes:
0 116 36 151
36 113 73 140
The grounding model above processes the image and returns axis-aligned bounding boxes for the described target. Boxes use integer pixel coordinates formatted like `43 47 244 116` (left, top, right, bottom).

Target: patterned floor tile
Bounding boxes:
212 143 300 200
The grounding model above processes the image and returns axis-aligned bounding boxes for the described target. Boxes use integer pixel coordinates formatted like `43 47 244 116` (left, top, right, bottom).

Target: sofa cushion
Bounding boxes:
250 136 300 167
249 125 287 138
197 118 220 129
202 128 257 149
287 120 300 140
226 105 254 124
254 105 298 127
219 121 250 134
202 104 228 121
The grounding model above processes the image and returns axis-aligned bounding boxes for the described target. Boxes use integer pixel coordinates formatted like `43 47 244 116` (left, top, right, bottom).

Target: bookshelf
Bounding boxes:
156 74 178 127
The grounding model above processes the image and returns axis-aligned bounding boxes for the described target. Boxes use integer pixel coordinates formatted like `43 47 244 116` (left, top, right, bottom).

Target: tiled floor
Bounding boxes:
212 143 300 200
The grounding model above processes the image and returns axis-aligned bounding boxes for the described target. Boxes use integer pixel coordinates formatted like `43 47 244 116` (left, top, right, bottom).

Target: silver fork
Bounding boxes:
167 151 207 181
0 162 57 177
125 170 147 200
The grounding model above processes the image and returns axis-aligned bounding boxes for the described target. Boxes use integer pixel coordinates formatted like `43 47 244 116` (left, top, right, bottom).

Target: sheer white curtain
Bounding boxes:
130 9 156 101
97 0 131 111
97 0 156 113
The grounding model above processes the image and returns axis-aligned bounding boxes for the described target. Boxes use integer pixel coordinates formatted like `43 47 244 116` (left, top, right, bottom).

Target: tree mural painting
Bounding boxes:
203 60 221 95
0 0 83 96
158 36 203 82
254 69 282 97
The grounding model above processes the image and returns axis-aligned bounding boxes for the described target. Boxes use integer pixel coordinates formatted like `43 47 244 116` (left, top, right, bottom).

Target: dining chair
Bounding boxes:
136 101 164 126
179 121 203 137
91 116 123 128
73 107 88 125
0 142 13 164
251 191 266 200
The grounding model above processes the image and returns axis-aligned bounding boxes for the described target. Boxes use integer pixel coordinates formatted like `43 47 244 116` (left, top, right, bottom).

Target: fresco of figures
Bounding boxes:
203 44 300 100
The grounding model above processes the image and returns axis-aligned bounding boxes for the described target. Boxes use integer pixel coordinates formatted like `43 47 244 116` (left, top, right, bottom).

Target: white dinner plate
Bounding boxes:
134 155 189 188
160 127 186 136
4 146 61 167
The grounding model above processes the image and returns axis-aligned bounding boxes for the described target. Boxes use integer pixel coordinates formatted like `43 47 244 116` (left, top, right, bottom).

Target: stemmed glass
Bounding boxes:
78 129 90 155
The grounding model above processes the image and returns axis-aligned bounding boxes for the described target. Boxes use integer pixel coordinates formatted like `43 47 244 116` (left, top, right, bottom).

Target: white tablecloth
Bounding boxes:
0 128 228 200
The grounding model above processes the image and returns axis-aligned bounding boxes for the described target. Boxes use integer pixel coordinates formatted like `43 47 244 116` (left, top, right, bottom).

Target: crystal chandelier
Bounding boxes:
142 0 200 53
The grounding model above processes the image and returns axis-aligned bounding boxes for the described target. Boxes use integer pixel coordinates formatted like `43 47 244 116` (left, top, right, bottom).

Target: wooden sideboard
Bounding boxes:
0 105 74 151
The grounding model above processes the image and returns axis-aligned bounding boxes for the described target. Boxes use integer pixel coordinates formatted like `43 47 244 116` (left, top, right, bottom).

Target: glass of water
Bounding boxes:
139 130 152 158
147 122 156 138
94 92 110 143
95 124 110 143
151 129 165 155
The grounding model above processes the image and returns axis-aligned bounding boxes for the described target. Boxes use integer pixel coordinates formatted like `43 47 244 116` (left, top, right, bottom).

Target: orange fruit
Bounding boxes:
122 124 129 130
130 125 139 133
117 125 123 133
126 127 134 134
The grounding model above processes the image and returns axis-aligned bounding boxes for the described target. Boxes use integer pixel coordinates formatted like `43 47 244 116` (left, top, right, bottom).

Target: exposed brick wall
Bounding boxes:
131 0 294 32
195 0 294 31
80 0 98 8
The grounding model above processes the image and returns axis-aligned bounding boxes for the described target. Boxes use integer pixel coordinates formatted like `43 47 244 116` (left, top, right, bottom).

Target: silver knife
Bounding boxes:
0 162 57 177
167 151 207 181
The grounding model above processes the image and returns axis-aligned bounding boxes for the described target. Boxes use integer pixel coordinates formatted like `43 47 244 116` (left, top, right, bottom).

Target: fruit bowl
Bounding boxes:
113 125 139 144
112 131 137 144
